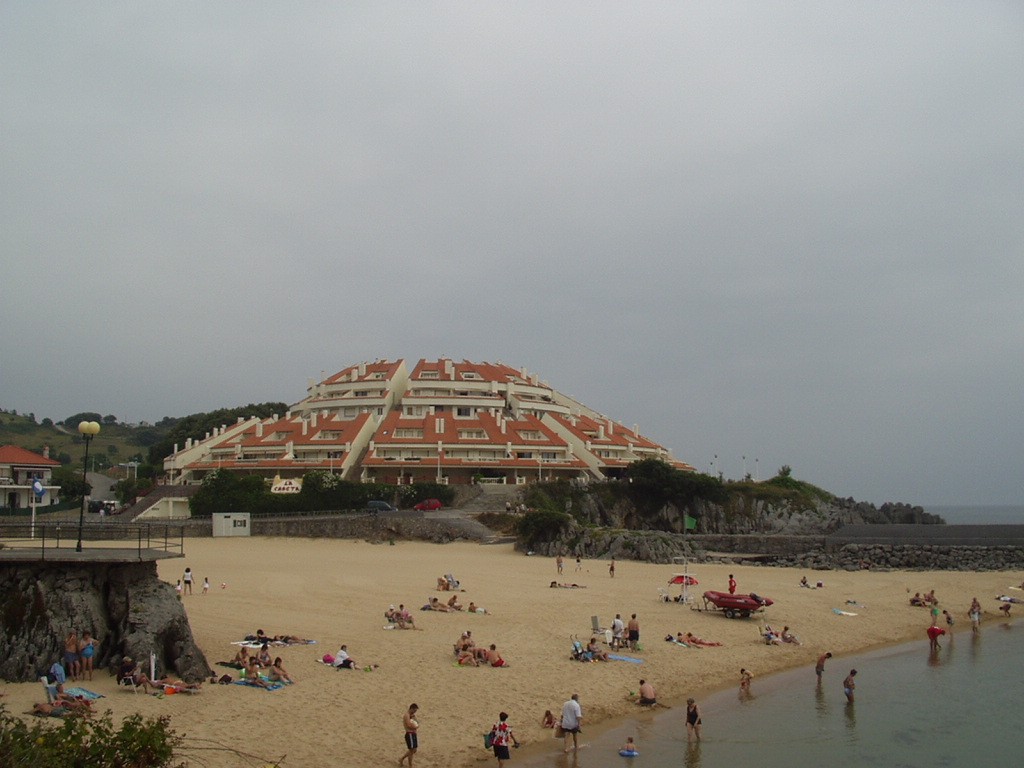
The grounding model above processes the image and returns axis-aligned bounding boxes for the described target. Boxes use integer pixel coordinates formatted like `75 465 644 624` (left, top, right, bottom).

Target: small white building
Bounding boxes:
0 445 61 510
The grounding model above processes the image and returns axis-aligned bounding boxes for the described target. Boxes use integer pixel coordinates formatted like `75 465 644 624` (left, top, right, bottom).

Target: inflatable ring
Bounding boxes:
619 749 639 757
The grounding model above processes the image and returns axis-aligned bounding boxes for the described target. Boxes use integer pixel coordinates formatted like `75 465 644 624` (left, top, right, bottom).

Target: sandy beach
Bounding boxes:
3 537 1020 767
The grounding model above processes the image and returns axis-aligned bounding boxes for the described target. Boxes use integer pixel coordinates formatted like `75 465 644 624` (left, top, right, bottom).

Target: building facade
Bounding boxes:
164 358 693 487
0 445 61 510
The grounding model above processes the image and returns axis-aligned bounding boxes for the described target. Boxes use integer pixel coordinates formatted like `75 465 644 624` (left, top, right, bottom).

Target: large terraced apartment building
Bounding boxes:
163 358 692 487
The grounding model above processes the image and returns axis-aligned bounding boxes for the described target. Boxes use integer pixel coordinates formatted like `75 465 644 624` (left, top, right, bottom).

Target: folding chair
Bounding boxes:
590 615 605 634
118 675 140 694
39 677 59 703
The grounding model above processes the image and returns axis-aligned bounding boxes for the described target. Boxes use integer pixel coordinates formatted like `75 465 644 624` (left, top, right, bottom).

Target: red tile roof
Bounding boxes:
0 445 61 466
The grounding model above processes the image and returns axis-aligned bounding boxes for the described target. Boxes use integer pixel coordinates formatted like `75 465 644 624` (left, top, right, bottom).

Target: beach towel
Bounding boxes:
63 687 104 700
832 609 857 616
607 654 644 664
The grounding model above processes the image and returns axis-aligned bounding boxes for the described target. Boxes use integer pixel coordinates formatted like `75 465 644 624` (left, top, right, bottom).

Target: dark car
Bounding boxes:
366 500 398 516
413 498 443 511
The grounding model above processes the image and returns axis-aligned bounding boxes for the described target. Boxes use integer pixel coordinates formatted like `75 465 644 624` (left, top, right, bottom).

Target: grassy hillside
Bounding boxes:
0 410 155 472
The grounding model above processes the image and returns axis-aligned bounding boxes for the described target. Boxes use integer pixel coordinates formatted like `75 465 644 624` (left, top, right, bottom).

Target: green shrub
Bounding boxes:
0 706 183 767
516 510 572 546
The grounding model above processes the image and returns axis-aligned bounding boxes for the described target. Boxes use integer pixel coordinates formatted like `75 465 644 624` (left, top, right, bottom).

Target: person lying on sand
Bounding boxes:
32 698 92 718
467 602 488 614
156 675 202 692
549 581 587 589
429 597 451 612
683 632 722 647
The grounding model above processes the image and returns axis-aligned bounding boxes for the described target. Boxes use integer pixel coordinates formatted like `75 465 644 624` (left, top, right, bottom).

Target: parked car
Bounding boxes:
366 500 398 516
413 498 443 511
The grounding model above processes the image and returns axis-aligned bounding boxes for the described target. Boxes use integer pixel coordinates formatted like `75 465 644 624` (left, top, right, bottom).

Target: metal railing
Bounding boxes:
0 521 185 561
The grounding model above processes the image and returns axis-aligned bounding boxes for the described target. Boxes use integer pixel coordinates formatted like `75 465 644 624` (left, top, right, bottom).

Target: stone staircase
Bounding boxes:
425 484 522 544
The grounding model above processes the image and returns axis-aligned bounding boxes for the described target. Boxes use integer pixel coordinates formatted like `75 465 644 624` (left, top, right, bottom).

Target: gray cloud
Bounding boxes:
2 3 1022 505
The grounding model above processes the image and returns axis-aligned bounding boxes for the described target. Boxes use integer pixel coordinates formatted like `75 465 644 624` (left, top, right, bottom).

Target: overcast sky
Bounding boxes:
2 3 1022 507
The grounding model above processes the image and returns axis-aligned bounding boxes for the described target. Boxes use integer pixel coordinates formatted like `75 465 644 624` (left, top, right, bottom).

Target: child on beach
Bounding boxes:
202 577 210 595
620 736 638 756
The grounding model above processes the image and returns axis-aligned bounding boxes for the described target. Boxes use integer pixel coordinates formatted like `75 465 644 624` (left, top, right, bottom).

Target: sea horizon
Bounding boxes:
922 504 1024 525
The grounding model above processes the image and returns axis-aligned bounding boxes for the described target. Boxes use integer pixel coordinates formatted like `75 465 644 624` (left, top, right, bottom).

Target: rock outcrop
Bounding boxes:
0 560 210 683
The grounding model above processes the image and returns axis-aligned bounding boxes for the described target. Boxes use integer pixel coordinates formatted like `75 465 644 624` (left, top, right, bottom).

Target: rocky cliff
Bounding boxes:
0 560 211 683
572 493 941 536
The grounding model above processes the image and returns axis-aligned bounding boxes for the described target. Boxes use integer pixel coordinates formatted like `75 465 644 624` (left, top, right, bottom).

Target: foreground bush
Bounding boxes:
0 706 183 768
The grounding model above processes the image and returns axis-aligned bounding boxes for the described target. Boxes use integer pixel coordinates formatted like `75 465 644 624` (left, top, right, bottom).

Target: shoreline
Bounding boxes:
1 537 1019 768
508 617 1000 768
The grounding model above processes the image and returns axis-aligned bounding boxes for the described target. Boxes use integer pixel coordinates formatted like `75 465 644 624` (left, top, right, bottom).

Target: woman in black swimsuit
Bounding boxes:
685 698 702 741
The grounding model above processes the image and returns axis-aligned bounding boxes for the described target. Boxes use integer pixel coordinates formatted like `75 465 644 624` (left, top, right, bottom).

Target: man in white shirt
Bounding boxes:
333 644 355 669
611 614 625 649
560 693 583 752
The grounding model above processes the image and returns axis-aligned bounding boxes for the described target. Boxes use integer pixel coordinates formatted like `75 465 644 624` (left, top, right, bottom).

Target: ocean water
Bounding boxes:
517 622 1022 768
924 505 1024 525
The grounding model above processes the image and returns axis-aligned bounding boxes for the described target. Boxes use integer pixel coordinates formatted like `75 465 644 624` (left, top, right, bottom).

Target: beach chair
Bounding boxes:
445 573 460 590
40 676 59 703
590 615 605 634
118 675 141 694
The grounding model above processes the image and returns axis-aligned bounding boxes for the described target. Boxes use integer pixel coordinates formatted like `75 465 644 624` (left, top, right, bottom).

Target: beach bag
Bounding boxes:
322 654 335 665
554 724 565 738
484 729 495 749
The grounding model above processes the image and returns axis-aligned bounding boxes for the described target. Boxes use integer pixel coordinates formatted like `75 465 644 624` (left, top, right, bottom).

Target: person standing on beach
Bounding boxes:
815 652 832 683
728 574 737 595
202 576 210 595
489 711 519 767
969 598 982 634
399 703 419 767
685 698 702 741
609 559 615 578
182 567 194 595
560 693 582 753
627 614 640 650
574 556 582 573
942 609 954 636
556 555 563 575
739 668 752 693
843 670 857 703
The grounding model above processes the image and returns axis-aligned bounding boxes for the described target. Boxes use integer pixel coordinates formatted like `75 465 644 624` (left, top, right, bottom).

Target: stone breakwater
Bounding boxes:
524 526 1024 572
761 543 1024 572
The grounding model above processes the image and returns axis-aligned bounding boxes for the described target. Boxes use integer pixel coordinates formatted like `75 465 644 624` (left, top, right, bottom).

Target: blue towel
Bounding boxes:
233 679 285 691
63 687 104 700
608 654 643 664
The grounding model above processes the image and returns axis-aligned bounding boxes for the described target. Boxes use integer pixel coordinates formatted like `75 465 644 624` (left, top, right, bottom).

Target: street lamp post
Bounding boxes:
76 420 101 552
436 441 443 484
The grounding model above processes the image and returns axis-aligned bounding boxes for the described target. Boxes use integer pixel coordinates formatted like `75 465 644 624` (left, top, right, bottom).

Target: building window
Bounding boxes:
456 407 472 417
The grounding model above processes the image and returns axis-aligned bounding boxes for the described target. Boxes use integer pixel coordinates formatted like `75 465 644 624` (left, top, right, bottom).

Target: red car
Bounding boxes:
413 498 443 511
